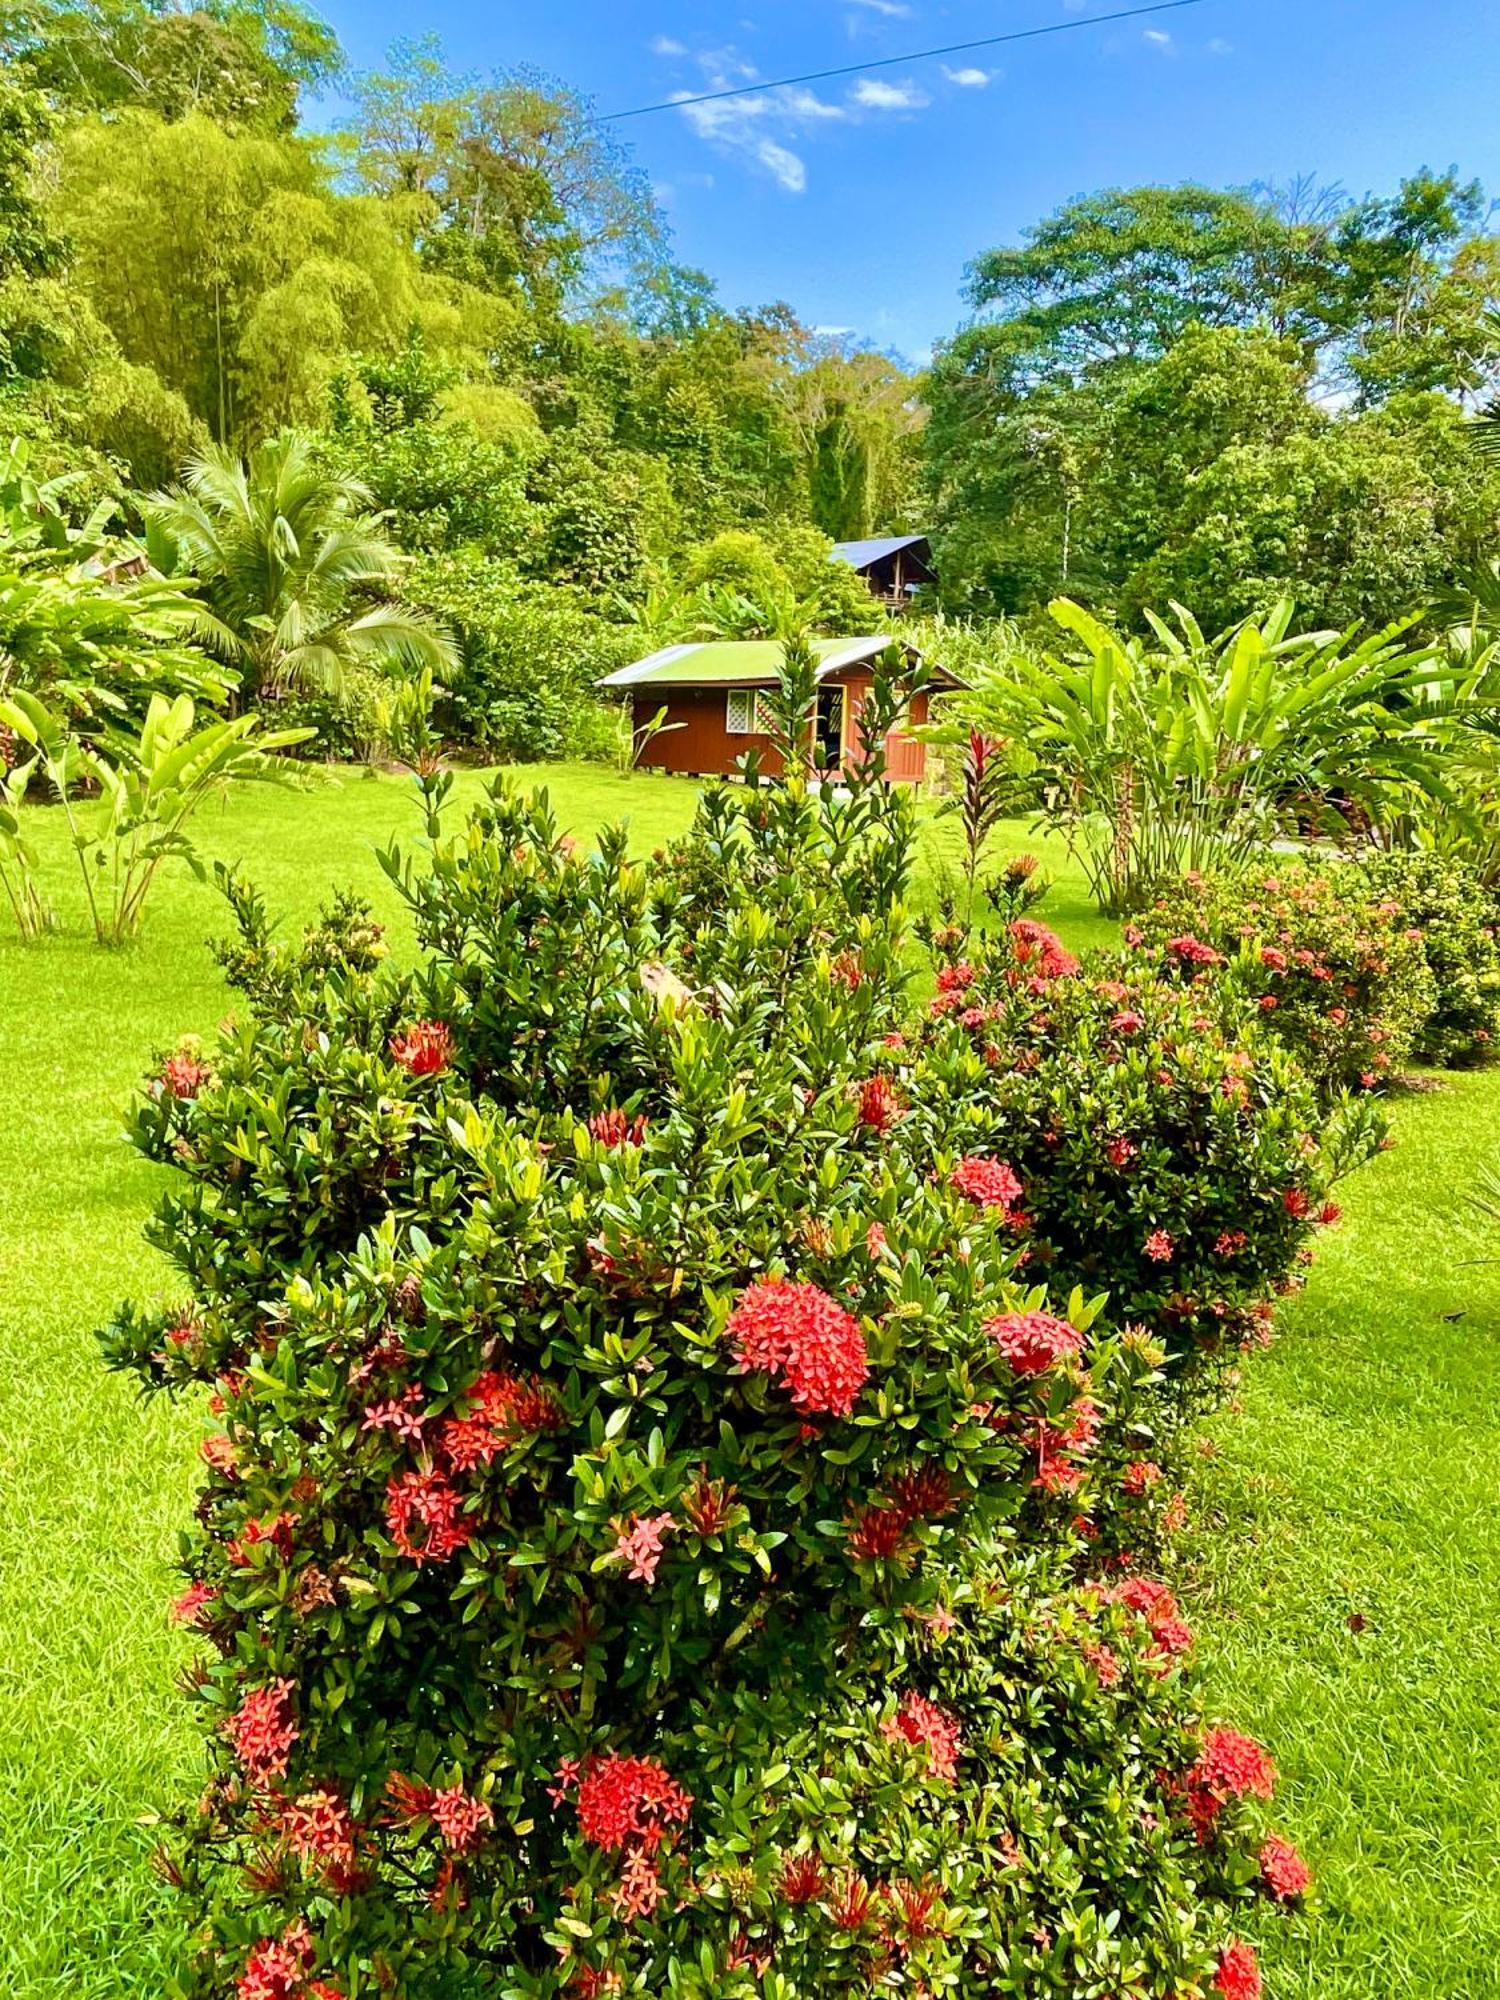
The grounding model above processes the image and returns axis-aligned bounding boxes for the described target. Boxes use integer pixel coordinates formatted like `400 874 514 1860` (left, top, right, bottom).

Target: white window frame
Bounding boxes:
725 688 776 735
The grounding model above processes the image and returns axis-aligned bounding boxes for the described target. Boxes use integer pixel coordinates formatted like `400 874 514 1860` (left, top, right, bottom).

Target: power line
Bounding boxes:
600 0 1214 123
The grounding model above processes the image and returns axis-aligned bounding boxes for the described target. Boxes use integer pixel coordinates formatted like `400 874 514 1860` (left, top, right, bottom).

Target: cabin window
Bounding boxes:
725 689 774 734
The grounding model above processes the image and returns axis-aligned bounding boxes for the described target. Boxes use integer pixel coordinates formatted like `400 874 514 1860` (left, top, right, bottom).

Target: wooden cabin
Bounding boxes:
598 636 954 786
829 534 935 606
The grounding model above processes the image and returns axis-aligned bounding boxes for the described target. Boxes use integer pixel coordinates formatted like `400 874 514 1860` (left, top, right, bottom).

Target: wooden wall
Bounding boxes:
631 673 929 784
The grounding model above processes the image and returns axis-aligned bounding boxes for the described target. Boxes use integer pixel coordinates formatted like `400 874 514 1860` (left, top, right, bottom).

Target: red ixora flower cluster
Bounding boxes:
948 1156 1023 1210
1260 1833 1312 1901
986 1309 1082 1376
437 1368 564 1472
1106 1576 1194 1661
881 1690 963 1784
275 1788 359 1886
1184 1727 1277 1839
224 1678 299 1784
385 1467 472 1567
588 1107 649 1147
385 1773 494 1852
1008 919 1079 985
159 1046 211 1100
1214 1939 1262 1999
726 1278 869 1418
388 1020 455 1076
565 1753 693 1854
235 1919 340 2000
1164 934 1223 969
846 1464 955 1562
856 1073 904 1132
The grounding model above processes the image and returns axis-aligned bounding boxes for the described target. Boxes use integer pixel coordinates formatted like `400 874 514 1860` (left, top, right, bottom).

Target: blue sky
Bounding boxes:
312 0 1500 363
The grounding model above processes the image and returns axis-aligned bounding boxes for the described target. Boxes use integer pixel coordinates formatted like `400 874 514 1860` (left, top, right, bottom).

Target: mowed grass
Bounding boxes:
1188 1067 1500 2000
1 760 1495 1997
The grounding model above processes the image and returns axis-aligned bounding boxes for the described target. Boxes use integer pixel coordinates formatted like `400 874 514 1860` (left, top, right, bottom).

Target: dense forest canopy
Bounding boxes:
1 0 1499 756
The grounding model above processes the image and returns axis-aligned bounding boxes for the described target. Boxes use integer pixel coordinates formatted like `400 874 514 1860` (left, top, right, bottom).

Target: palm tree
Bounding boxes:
145 434 455 707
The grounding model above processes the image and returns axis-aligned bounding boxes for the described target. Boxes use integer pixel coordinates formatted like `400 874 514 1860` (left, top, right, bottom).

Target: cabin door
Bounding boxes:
815 686 844 772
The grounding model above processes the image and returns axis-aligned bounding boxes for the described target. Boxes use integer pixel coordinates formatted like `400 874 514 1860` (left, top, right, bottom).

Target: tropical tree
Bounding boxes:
145 434 456 706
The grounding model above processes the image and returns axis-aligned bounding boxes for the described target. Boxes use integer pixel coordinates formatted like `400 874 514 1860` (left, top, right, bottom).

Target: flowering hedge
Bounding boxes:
105 778 1305 2000
1358 851 1500 1068
1134 866 1435 1101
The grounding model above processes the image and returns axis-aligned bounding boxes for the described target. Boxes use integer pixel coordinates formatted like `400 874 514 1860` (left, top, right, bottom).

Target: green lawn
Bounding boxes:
0 762 1494 1997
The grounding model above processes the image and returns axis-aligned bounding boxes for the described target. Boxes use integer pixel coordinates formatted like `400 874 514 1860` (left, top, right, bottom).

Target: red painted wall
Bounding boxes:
631 673 929 783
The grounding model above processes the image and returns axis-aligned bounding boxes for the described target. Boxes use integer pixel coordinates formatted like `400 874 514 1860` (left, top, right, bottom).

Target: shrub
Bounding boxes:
404 551 637 761
1136 865 1436 1100
906 921 1378 1423
103 777 1300 1999
1359 850 1500 1067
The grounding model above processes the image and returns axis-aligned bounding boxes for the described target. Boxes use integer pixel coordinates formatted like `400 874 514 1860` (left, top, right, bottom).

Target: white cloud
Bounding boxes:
851 76 930 110
849 0 914 15
943 64 993 87
650 35 687 56
1142 26 1173 46
673 53 846 194
1207 36 1234 54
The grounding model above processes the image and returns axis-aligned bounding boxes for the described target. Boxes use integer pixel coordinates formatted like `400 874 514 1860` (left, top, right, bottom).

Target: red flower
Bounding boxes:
830 1874 875 1930
236 1925 315 2000
389 1021 454 1076
780 1853 828 1905
846 1504 911 1563
385 1467 472 1566
608 1512 675 1585
1214 1940 1262 2000
1282 1187 1312 1218
160 1049 211 1100
1105 1136 1137 1167
171 1579 217 1626
575 1753 692 1852
856 1074 903 1132
1317 1201 1342 1226
1165 935 1222 968
987 1309 1081 1375
935 962 976 994
430 1784 494 1853
1121 1459 1162 1495
1188 1728 1278 1827
1213 1229 1247 1257
278 1789 357 1879
1143 1229 1174 1262
1109 1010 1143 1035
1260 1834 1312 1900
949 1156 1022 1209
1260 946 1287 970
225 1678 299 1784
1009 919 1078 981
438 1370 562 1471
589 1108 648 1147
726 1279 868 1418
881 1690 962 1783
885 1464 955 1524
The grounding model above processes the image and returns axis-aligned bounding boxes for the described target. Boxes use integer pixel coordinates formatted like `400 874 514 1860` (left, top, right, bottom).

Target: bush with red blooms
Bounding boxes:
907 921 1384 1430
1134 865 1436 1102
105 768 1304 1998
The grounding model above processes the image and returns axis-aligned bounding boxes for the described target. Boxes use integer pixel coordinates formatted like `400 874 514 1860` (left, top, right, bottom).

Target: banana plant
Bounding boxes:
0 688 311 945
962 598 1451 913
0 747 55 938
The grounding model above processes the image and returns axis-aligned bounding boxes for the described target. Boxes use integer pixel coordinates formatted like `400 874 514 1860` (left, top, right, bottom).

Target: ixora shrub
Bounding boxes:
104 779 1302 2000
905 921 1380 1418
1135 866 1436 1101
1358 850 1500 1067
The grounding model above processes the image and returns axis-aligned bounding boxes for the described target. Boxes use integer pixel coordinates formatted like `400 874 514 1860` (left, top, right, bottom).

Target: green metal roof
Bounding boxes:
597 635 896 691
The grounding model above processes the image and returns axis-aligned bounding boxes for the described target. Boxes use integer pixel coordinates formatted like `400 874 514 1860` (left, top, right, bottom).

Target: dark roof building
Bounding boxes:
829 533 935 604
